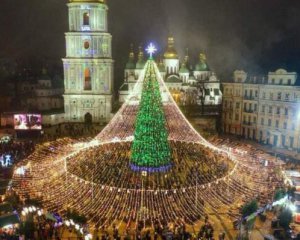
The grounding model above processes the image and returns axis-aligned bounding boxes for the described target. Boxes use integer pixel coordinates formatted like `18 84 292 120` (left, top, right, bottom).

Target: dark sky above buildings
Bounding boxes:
1 0 300 82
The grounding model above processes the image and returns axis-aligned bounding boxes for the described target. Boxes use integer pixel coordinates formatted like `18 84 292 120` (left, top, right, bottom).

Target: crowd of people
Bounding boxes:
0 138 35 167
43 123 103 141
10 131 284 238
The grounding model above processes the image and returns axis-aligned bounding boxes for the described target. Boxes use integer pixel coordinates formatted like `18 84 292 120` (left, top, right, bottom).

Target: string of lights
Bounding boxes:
11 59 284 232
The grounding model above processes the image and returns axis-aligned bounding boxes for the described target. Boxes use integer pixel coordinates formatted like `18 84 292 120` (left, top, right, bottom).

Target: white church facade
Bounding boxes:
119 37 222 107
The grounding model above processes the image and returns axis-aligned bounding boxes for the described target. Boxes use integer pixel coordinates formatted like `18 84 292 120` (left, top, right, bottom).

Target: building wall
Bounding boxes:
63 1 114 123
222 69 300 151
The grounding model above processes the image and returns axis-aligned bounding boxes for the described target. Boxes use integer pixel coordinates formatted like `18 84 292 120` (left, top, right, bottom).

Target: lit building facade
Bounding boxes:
222 69 300 151
63 0 114 124
119 37 222 107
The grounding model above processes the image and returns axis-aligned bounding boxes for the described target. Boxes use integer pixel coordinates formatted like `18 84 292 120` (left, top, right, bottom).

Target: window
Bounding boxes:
285 93 290 101
288 79 291 85
255 90 258 97
285 108 288 116
236 102 240 109
276 107 280 115
283 122 287 129
271 78 275 84
84 68 92 90
224 101 227 108
254 104 257 112
269 106 272 114
261 118 264 125
262 92 266 99
279 79 283 85
275 120 279 128
268 119 272 126
262 106 265 113
277 92 281 100
83 12 90 26
253 117 257 124
235 114 239 121
244 103 247 111
84 41 90 49
270 93 273 100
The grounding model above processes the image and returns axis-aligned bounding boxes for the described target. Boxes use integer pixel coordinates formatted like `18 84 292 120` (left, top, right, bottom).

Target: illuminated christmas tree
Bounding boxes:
130 60 171 172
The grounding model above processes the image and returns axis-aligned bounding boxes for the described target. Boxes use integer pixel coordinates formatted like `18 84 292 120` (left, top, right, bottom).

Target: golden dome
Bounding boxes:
164 37 178 59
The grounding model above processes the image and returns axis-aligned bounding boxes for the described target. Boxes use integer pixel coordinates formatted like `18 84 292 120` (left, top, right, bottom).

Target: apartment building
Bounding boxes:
222 69 300 151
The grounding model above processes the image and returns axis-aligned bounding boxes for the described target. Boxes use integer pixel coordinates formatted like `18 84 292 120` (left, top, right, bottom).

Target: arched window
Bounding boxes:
84 41 90 49
83 12 90 26
84 68 92 90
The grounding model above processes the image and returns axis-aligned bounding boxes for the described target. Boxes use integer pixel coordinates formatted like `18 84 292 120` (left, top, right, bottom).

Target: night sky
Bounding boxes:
1 0 300 85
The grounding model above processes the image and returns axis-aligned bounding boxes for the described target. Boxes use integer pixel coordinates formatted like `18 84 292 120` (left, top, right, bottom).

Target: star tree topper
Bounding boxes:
146 43 157 59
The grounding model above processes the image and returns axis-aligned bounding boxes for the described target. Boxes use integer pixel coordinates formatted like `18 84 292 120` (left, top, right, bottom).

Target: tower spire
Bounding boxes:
184 48 189 64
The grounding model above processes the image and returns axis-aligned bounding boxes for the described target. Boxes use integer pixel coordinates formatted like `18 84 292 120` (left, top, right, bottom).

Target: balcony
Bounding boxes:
244 95 258 101
242 121 256 126
243 109 257 114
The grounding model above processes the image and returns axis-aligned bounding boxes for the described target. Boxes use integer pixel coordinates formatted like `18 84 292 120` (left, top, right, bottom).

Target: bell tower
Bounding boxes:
63 0 114 123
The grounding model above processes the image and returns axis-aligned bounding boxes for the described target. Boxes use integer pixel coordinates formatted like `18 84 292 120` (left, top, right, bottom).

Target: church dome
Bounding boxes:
136 46 146 69
166 75 181 83
164 37 178 59
125 44 136 70
179 62 189 74
195 53 209 71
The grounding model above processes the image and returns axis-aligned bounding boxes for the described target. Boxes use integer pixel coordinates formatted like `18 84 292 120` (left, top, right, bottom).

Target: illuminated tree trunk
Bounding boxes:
130 60 171 172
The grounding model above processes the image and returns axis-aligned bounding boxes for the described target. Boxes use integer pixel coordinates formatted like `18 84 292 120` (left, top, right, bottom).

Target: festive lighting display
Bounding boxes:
131 61 171 171
11 60 284 232
145 43 157 59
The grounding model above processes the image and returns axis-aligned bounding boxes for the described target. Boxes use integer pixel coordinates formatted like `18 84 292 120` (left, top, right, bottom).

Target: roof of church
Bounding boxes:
164 37 178 59
195 62 209 71
195 53 210 71
179 64 189 74
165 75 181 83
126 62 136 70
136 61 146 69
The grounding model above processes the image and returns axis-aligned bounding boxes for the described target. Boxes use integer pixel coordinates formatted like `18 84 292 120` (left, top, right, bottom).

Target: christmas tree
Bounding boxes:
130 60 171 172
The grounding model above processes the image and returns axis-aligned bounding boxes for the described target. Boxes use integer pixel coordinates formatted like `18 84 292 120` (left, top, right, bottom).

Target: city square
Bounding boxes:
0 0 299 239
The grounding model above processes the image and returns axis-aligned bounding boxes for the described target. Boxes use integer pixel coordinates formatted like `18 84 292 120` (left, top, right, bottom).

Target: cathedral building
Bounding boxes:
63 0 114 124
119 37 222 107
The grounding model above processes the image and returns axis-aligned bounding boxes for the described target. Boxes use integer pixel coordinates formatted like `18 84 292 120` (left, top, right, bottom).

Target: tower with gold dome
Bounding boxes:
63 0 114 123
